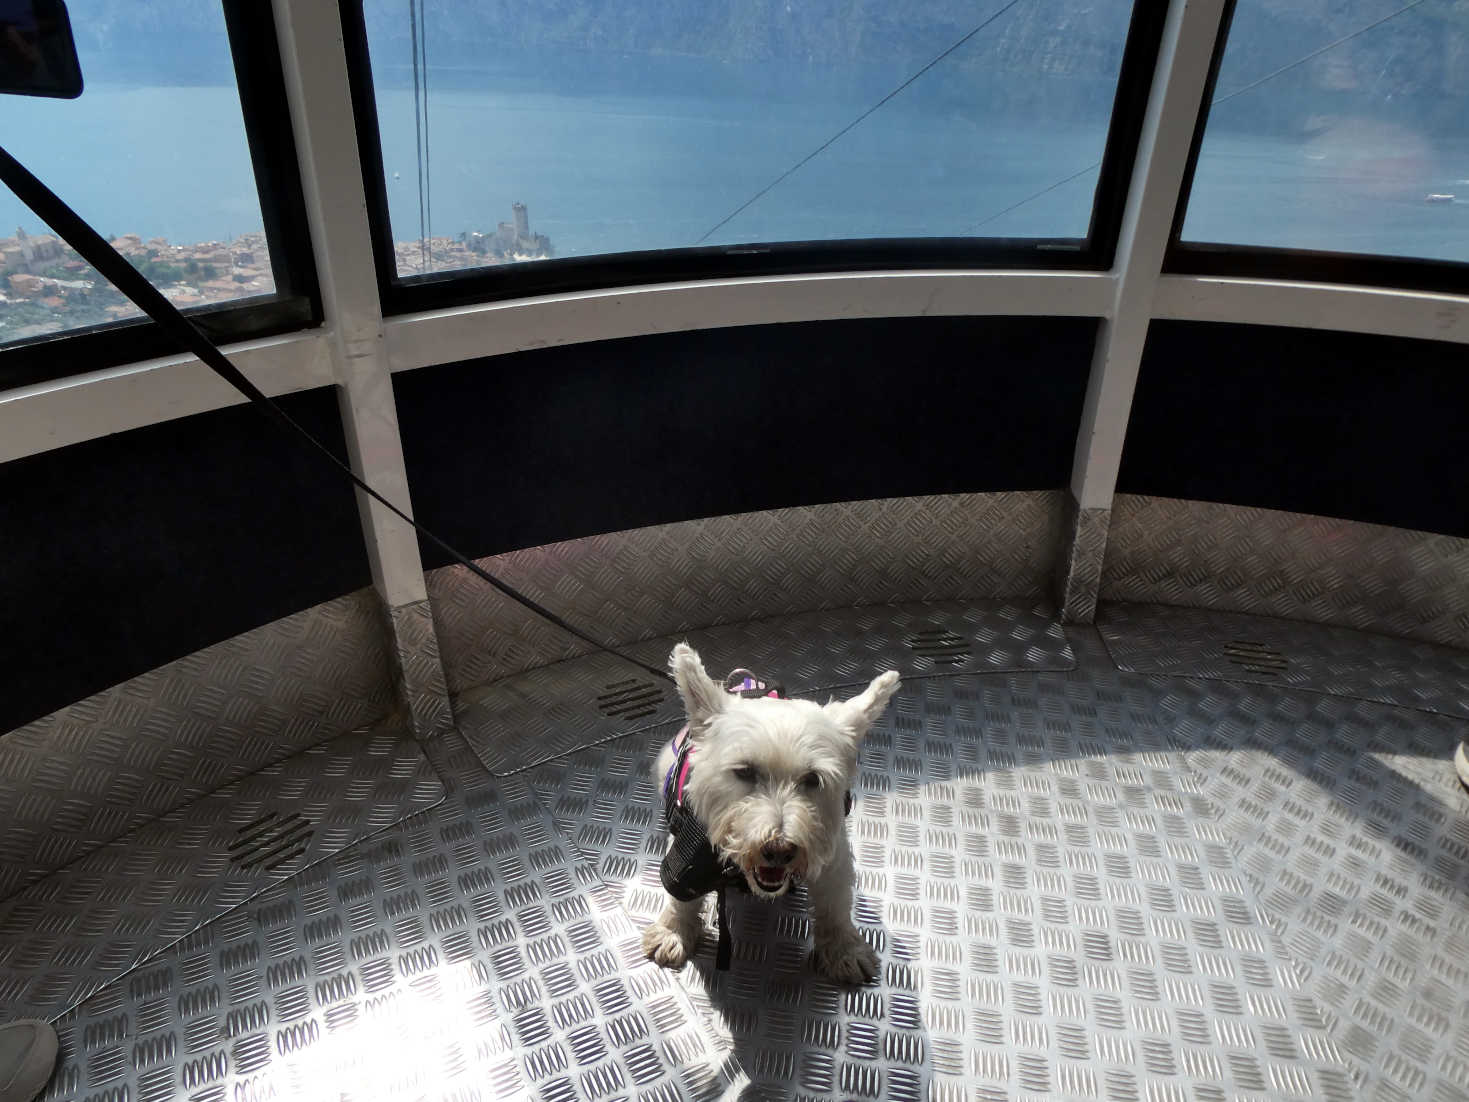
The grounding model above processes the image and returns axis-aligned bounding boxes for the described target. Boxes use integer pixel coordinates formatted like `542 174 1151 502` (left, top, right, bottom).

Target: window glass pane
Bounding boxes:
1183 0 1469 263
0 2 274 347
361 1 1138 278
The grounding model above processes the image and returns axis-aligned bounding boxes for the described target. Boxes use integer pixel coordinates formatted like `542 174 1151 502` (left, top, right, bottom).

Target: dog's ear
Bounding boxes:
825 670 900 743
669 643 729 731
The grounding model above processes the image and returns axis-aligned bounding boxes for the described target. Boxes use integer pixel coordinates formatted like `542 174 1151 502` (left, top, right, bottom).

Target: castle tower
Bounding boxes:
512 202 530 241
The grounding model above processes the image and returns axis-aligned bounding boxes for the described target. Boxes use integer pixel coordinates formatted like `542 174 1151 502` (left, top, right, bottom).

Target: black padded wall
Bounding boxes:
0 386 371 734
392 316 1098 567
1119 321 1469 538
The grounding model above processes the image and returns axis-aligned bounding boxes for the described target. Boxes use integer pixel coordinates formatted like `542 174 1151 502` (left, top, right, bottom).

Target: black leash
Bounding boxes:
0 143 673 685
714 884 733 970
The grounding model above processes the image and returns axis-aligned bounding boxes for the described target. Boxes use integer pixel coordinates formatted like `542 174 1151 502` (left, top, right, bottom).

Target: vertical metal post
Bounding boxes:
1057 0 1231 622
270 0 453 737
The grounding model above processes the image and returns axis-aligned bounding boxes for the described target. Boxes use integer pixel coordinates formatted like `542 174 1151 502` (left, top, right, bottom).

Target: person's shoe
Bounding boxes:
0 1020 57 1102
1457 740 1469 792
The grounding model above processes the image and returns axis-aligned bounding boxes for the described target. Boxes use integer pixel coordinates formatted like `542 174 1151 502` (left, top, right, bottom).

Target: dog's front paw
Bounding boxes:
811 926 879 985
642 918 700 968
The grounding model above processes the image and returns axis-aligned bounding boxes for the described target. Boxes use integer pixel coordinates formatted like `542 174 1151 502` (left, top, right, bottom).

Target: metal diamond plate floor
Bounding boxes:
0 589 396 900
17 600 1469 1102
39 730 738 1102
1099 602 1469 719
1144 676 1469 1102
0 722 445 1021
428 492 1064 691
457 600 1074 775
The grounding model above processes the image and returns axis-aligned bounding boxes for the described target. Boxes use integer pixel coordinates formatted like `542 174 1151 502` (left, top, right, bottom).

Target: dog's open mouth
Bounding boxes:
752 865 792 893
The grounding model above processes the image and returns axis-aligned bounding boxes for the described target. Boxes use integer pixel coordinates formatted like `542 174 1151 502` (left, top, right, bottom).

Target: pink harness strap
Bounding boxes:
670 726 695 805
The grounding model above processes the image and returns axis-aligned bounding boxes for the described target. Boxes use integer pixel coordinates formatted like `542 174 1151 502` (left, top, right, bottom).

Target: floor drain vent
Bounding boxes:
597 678 665 721
1223 640 1289 676
229 812 313 872
907 628 972 666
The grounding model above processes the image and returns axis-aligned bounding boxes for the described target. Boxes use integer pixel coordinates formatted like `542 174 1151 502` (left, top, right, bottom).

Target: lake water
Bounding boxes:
2 81 1466 270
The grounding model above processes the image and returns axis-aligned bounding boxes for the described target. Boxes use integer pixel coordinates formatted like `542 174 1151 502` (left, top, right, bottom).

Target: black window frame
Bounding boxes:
0 0 322 393
1165 0 1469 296
341 0 1170 316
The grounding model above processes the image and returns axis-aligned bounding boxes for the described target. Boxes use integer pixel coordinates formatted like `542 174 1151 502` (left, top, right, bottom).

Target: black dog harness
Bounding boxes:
659 669 851 970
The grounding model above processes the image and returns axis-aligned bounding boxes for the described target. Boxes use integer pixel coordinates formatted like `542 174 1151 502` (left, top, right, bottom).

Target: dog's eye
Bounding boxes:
732 765 758 783
801 772 821 790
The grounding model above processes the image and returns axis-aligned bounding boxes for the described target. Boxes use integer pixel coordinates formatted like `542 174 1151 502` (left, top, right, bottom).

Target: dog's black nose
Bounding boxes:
761 842 797 866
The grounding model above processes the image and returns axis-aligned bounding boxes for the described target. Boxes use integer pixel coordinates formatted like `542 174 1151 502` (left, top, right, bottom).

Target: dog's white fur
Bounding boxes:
641 643 899 984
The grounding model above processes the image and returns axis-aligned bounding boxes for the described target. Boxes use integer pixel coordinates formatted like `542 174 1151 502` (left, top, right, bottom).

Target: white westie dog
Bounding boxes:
641 642 900 984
